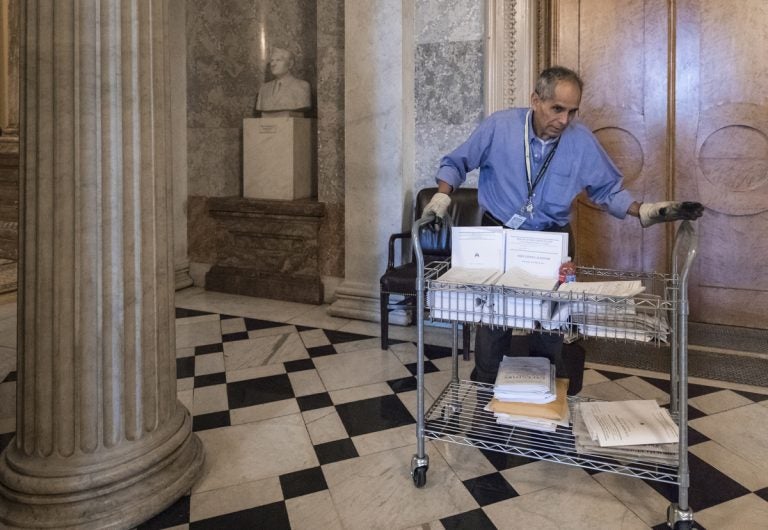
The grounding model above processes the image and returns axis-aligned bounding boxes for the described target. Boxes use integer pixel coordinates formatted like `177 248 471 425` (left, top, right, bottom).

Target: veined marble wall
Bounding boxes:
414 0 484 192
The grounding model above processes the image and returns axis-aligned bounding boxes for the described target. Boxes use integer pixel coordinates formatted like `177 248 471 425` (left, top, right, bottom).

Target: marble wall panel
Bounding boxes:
414 39 484 187
187 127 242 197
417 0 483 44
414 0 484 195
317 0 345 279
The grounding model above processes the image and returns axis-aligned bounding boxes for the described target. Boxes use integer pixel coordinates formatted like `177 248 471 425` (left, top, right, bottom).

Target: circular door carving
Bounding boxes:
698 125 768 192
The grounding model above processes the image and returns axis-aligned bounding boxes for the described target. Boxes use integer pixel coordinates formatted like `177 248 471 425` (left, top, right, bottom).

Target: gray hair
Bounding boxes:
534 66 583 100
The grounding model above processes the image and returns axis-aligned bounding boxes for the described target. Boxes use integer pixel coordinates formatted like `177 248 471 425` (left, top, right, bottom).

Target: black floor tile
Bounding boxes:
646 452 749 511
175 307 213 319
296 392 333 412
0 432 14 453
222 331 249 342
284 358 315 373
755 486 768 502
219 313 239 320
190 501 290 530
194 372 227 388
424 343 453 360
388 376 417 393
314 438 359 465
137 495 190 529
244 317 286 331
176 357 195 379
226 374 294 409
307 345 337 358
404 360 440 376
462 472 518 506
2 370 16 383
480 449 535 471
441 508 498 530
279 466 328 500
335 394 415 437
323 329 374 344
733 389 768 403
195 342 223 355
192 411 230 432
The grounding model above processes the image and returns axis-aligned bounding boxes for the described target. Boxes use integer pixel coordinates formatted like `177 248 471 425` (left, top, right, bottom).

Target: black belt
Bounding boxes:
481 211 506 227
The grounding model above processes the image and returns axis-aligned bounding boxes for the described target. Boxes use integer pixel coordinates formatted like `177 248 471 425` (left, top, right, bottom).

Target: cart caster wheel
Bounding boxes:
412 465 428 488
673 522 693 530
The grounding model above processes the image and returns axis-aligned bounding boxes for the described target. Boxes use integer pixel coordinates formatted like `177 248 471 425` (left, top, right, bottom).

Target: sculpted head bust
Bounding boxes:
256 47 311 113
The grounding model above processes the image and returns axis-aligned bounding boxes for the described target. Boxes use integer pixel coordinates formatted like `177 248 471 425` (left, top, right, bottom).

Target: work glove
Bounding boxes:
639 201 704 228
422 192 452 220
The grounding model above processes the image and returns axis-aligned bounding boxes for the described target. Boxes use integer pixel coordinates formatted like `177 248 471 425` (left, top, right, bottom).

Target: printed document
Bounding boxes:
579 400 679 447
451 226 505 269
504 230 568 279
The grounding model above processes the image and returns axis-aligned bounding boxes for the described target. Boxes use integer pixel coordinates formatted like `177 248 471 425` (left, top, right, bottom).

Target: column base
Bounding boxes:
0 408 204 529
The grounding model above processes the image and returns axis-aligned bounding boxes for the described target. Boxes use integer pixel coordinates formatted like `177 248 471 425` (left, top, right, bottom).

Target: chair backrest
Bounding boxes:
414 187 483 258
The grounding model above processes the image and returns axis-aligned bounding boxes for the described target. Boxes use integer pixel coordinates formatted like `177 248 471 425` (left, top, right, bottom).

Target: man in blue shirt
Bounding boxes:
425 66 703 383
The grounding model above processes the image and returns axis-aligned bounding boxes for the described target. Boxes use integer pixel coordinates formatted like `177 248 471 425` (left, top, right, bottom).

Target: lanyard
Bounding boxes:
523 109 560 208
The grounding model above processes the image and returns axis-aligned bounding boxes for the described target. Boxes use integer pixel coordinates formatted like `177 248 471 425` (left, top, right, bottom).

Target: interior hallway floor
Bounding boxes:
1 287 767 529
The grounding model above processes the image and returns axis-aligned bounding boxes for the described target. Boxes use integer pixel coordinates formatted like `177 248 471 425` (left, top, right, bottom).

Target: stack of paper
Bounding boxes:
484 268 556 329
543 281 669 341
571 400 679 464
430 267 501 322
493 356 556 403
486 378 570 432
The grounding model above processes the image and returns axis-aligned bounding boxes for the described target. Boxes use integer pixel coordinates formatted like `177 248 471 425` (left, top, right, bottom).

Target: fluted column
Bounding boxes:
0 2 204 528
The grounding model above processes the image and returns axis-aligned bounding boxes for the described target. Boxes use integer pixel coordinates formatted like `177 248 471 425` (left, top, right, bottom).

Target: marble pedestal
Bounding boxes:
243 117 312 200
205 197 325 304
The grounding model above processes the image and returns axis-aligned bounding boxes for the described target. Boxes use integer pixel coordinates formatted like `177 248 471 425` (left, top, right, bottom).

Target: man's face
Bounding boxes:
530 81 581 140
269 51 291 77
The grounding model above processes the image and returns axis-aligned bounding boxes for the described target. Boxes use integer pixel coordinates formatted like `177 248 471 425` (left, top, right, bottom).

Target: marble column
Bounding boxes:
328 0 415 323
0 2 204 528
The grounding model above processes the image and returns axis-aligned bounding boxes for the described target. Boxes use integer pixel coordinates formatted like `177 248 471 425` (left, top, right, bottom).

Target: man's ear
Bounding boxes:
530 91 540 108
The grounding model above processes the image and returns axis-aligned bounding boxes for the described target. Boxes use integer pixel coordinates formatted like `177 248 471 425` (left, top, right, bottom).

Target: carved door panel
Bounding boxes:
675 0 768 327
551 0 768 328
552 0 669 273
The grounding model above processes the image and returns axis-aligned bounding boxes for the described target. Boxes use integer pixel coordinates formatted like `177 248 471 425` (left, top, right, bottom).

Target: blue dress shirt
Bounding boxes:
436 108 634 230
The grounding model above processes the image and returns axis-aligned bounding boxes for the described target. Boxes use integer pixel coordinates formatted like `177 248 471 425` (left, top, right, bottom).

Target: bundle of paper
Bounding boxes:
486 378 570 432
571 402 678 465
430 267 501 323
493 356 556 404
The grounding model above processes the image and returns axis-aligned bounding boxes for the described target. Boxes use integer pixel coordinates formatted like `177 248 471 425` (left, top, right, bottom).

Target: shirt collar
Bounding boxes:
528 110 559 147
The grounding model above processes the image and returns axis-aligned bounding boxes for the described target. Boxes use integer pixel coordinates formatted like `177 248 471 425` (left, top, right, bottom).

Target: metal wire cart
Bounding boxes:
409 214 699 530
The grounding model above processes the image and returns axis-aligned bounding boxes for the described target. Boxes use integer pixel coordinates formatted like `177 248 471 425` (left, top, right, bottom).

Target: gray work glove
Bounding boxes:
639 201 704 228
422 192 452 220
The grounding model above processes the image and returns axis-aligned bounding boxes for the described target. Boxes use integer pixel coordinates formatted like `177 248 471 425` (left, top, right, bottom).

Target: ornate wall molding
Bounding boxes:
484 0 540 114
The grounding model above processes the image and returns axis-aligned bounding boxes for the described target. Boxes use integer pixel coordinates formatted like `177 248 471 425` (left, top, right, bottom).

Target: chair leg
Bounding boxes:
380 292 389 350
462 324 471 361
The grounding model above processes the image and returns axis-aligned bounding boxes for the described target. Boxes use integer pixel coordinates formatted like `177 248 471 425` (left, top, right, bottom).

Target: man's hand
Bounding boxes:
422 192 452 220
639 201 704 228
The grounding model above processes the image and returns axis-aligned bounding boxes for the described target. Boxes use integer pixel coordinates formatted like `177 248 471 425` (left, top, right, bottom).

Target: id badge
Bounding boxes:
505 213 526 229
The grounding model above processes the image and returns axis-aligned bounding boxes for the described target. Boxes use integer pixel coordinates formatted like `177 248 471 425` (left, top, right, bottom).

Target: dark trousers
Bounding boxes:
471 212 574 384
471 328 566 383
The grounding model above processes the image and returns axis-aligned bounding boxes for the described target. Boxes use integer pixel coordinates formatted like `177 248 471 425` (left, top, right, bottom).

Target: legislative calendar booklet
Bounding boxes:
451 226 505 270
504 230 568 280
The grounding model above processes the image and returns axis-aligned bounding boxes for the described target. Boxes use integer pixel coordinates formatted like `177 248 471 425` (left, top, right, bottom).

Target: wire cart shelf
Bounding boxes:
409 214 698 530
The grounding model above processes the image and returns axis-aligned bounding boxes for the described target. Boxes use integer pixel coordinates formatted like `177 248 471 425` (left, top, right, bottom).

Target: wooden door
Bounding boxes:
551 0 768 328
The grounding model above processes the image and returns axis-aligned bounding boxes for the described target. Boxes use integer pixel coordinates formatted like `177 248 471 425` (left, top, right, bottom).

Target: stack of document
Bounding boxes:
542 281 669 342
485 357 569 432
486 378 570 432
571 400 679 464
487 268 556 329
429 267 501 322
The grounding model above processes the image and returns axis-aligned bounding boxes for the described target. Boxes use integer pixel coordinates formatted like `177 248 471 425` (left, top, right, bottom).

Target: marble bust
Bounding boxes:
256 47 311 113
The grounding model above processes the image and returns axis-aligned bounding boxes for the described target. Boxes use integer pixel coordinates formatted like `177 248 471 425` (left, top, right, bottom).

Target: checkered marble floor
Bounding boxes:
1 288 768 529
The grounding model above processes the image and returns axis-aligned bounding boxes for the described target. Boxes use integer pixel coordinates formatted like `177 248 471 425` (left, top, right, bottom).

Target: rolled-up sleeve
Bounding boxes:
582 135 635 219
436 115 496 190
